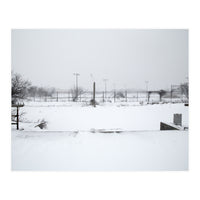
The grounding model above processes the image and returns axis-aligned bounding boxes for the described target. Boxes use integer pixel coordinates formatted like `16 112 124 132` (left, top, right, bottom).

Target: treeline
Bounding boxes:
28 86 55 98
11 71 189 104
12 72 56 104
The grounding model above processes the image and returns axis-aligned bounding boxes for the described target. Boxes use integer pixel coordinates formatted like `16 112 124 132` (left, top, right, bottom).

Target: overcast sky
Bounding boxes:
12 29 188 91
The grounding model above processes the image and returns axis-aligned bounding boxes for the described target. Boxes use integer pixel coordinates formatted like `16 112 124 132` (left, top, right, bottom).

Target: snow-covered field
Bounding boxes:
11 102 188 171
16 101 188 131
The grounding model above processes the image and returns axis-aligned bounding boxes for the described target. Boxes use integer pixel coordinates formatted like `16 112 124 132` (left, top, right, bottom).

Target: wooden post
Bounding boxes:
125 91 127 102
93 82 96 107
114 90 116 102
16 106 19 130
12 104 24 130
159 93 162 102
56 92 58 102
147 92 150 104
103 91 104 102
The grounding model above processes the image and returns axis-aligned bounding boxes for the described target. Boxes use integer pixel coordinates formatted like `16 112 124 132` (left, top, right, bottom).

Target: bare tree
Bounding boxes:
70 87 85 101
48 87 56 97
158 90 167 102
180 82 189 99
28 86 38 100
12 72 31 104
115 91 125 98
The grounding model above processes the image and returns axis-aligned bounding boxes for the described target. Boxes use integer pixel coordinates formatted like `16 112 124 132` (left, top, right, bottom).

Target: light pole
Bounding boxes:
186 76 189 83
103 79 108 100
73 73 80 101
145 81 149 92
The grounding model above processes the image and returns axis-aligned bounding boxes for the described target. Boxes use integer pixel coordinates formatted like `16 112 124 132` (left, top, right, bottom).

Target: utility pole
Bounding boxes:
103 79 108 101
145 81 149 92
73 73 80 101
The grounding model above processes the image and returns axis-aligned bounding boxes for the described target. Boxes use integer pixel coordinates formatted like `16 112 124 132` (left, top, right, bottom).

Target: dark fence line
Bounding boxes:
26 90 188 103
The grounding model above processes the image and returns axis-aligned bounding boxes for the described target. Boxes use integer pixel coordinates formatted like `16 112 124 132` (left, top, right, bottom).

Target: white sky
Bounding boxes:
12 29 188 91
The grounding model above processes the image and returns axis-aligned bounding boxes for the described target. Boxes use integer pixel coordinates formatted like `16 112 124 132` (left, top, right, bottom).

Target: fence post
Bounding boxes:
93 82 96 107
147 92 150 104
56 92 58 102
102 91 104 102
125 91 127 102
16 106 19 130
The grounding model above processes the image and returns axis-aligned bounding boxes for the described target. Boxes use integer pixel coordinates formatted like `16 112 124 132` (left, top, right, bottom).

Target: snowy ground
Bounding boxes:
16 101 188 131
11 102 188 171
